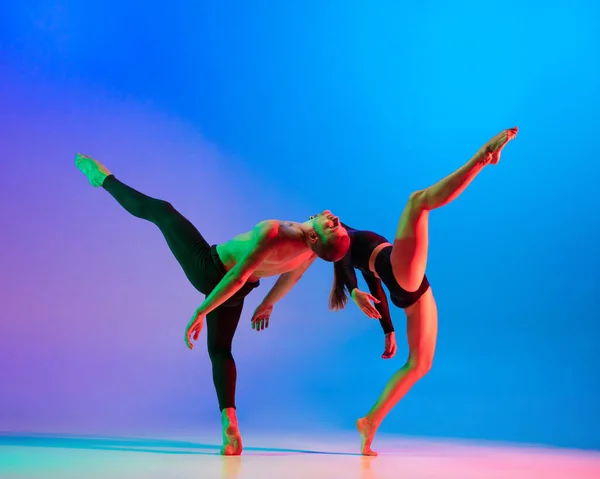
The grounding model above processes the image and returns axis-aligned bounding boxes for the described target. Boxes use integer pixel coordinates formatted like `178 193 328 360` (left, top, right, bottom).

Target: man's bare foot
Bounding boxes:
75 153 111 187
356 417 378 456
478 127 519 165
221 425 243 456
221 408 243 456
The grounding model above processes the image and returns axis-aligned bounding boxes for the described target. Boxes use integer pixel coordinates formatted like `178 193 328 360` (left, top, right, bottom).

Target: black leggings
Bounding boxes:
103 175 259 410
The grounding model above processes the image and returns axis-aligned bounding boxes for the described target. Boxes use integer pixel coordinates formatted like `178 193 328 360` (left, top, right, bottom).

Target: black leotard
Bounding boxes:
336 225 430 333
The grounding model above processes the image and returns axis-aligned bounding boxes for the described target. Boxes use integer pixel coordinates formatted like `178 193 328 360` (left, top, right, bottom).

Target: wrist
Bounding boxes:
261 298 275 307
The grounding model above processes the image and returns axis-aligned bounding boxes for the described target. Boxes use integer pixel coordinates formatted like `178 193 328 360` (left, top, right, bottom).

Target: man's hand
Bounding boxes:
382 331 397 359
351 289 382 319
251 302 273 331
185 310 205 350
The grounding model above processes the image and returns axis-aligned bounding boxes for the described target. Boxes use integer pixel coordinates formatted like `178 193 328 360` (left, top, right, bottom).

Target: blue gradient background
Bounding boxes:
1 0 598 451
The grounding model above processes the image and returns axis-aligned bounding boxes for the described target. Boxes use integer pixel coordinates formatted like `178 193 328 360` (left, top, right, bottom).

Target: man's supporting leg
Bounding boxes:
206 301 245 456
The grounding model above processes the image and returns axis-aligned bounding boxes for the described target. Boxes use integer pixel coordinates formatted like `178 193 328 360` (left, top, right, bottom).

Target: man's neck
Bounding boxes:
286 220 312 246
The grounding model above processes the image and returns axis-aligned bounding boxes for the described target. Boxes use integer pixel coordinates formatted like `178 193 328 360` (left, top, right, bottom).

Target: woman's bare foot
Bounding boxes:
478 127 519 165
75 153 111 187
356 417 378 456
221 408 243 456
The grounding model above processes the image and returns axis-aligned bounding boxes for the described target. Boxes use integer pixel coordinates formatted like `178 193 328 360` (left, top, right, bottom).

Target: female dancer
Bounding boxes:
329 127 518 455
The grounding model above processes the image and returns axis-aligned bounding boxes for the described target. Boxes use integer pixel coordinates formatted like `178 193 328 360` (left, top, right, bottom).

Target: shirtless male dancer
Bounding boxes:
75 154 350 455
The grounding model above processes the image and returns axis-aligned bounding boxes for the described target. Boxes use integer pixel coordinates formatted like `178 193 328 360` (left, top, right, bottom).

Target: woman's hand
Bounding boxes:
351 289 382 319
382 331 397 359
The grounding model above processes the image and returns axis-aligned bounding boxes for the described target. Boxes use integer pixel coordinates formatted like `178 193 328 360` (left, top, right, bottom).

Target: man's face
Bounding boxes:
310 210 345 240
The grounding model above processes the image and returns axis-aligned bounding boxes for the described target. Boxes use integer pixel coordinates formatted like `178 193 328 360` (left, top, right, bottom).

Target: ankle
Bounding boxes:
363 415 379 430
221 407 238 426
100 173 113 188
473 148 493 166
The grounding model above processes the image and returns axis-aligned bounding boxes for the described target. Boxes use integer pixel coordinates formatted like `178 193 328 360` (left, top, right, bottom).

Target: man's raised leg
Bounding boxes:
75 153 212 289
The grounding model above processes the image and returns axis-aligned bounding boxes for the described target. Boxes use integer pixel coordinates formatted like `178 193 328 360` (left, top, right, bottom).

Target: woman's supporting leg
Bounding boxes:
390 127 518 292
357 288 438 456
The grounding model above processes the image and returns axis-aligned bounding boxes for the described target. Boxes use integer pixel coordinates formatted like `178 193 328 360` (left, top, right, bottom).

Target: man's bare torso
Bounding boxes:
216 220 315 282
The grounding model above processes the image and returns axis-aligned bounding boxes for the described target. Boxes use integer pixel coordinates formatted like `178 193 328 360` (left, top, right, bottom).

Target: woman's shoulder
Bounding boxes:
349 228 389 243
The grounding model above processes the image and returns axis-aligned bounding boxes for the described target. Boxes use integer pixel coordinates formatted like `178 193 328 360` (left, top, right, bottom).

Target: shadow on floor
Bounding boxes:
0 432 361 456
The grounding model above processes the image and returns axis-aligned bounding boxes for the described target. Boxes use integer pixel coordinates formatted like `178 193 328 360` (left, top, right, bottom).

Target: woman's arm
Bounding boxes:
361 273 394 334
337 251 359 294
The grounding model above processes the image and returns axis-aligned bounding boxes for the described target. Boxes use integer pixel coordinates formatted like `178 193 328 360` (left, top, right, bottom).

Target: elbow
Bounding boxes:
229 269 249 287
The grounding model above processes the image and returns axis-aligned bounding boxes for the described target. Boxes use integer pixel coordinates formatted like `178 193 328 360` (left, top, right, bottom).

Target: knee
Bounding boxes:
407 355 433 379
149 200 180 225
143 199 174 221
407 189 429 212
156 199 175 214
208 344 233 361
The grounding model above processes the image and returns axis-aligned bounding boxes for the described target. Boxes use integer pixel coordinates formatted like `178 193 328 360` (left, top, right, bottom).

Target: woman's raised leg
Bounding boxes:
390 127 518 292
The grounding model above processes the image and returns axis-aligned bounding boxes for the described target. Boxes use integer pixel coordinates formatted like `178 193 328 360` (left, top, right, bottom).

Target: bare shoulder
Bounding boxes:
253 220 282 244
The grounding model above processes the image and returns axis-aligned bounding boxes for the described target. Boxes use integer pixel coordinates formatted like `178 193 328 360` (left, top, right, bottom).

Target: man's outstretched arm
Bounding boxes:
196 222 278 316
184 223 279 348
249 255 317 331
263 256 317 306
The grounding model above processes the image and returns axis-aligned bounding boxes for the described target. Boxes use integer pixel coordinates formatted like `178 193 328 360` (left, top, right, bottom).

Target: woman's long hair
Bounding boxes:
329 223 354 311
329 260 350 311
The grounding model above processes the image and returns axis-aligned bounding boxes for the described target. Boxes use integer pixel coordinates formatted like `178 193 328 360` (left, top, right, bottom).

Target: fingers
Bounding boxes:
382 347 396 359
362 305 381 319
382 338 398 359
358 296 381 318
185 328 194 350
251 317 270 332
368 294 381 304
384 343 397 359
185 317 203 350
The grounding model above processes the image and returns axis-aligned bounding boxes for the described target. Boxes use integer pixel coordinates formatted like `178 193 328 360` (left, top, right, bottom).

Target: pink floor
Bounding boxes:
1 431 599 479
